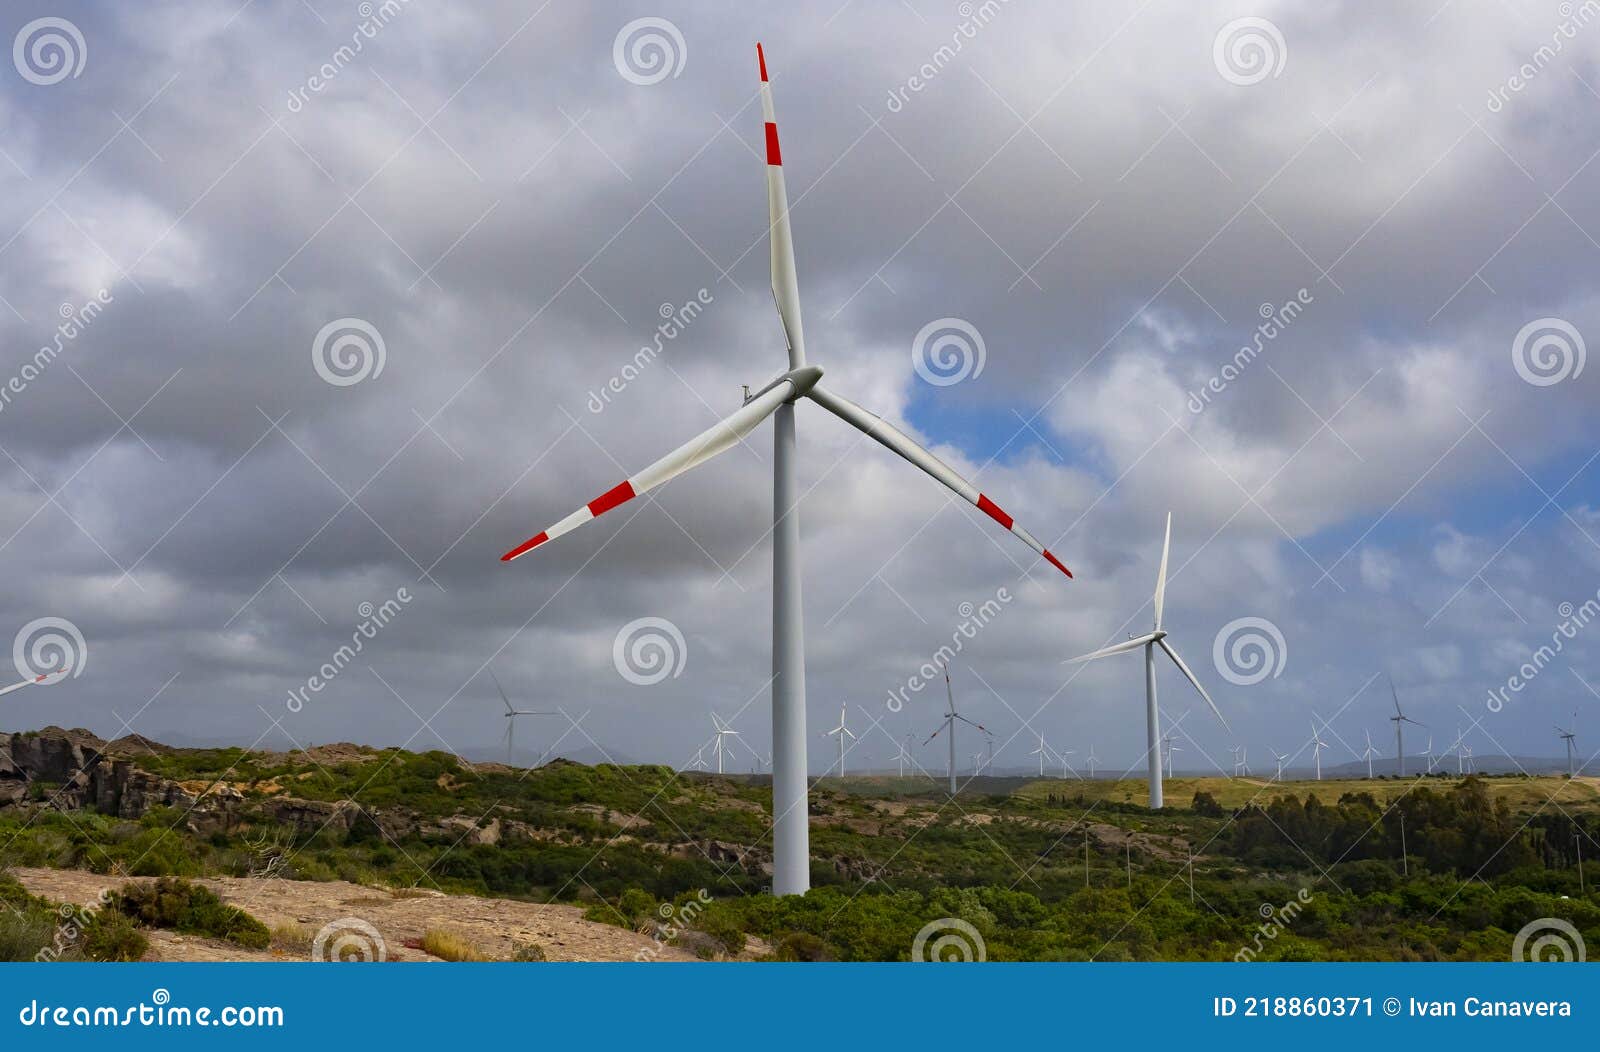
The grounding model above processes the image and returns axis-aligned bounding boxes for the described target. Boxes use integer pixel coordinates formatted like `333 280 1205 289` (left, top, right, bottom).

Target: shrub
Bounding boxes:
511 941 547 962
773 931 831 962
79 912 148 962
111 878 270 949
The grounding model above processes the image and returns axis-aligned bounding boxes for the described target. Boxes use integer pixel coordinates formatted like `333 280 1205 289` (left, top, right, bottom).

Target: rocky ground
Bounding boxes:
11 867 707 962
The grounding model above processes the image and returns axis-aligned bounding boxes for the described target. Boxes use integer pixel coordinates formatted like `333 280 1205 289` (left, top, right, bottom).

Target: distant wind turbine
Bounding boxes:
1086 746 1098 780
1162 733 1182 779
894 735 912 778
923 668 986 794
823 705 857 776
1271 749 1288 782
1310 718 1330 781
1558 714 1577 777
1388 674 1424 776
1030 732 1052 777
1361 729 1378 779
1063 514 1228 808
1058 747 1078 779
687 746 709 772
490 671 560 767
710 713 742 775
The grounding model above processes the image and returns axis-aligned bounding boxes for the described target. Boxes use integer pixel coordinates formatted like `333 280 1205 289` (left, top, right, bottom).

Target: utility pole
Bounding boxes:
1577 831 1586 895
1188 854 1195 904
1399 811 1408 877
1126 840 1132 890
1084 831 1090 888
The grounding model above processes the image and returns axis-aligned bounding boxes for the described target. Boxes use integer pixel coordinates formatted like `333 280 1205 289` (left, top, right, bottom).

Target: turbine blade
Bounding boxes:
1064 633 1159 664
1158 638 1229 732
502 378 795 561
489 670 515 715
952 713 987 732
805 383 1072 578
758 44 805 370
0 670 62 697
1389 673 1402 718
1152 512 1171 630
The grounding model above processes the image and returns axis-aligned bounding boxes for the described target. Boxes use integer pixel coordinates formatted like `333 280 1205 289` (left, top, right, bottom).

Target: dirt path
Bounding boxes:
11 867 699 962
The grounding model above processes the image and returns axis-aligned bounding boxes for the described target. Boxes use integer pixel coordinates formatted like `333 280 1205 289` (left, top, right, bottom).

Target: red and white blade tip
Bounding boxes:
974 492 1072 578
757 42 768 81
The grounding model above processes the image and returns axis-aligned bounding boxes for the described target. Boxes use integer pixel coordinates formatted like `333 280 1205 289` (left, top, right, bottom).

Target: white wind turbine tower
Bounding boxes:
498 46 1074 896
894 735 912 778
710 713 742 775
1361 729 1378 779
1557 713 1577 777
1423 735 1438 774
823 705 856 777
923 668 988 794
1063 514 1228 809
490 671 560 767
1309 719 1330 781
1271 749 1288 782
1058 747 1078 779
687 746 709 772
1086 746 1098 780
1388 674 1424 777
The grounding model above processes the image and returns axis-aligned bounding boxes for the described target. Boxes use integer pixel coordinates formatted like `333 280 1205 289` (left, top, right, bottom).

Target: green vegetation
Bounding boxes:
110 877 271 949
2 738 1596 961
0 870 149 962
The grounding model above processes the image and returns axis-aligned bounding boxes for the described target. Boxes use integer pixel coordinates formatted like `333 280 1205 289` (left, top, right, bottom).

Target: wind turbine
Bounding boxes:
923 668 988 794
1423 735 1438 774
1063 514 1228 809
894 735 912 778
1162 733 1182 779
1361 729 1378 779
0 668 68 698
1086 746 1098 780
1030 732 1051 777
1388 674 1424 777
823 705 856 777
710 713 742 775
1557 713 1577 777
1230 745 1245 778
498 46 1074 896
490 671 560 767
1309 719 1329 781
1057 747 1078 779
1271 749 1288 782
687 746 709 772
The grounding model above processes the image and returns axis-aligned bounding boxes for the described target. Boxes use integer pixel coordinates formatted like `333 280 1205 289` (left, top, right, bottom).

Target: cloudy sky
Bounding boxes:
0 0 1597 780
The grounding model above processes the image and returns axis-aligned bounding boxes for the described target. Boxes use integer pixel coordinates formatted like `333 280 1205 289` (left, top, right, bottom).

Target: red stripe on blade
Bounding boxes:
588 479 637 517
976 494 1013 530
1042 549 1074 579
765 123 782 166
501 532 548 562
757 42 768 82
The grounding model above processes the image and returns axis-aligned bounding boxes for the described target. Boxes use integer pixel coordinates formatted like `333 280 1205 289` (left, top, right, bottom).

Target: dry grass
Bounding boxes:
419 928 490 962
1011 773 1600 812
387 887 436 899
269 922 314 955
